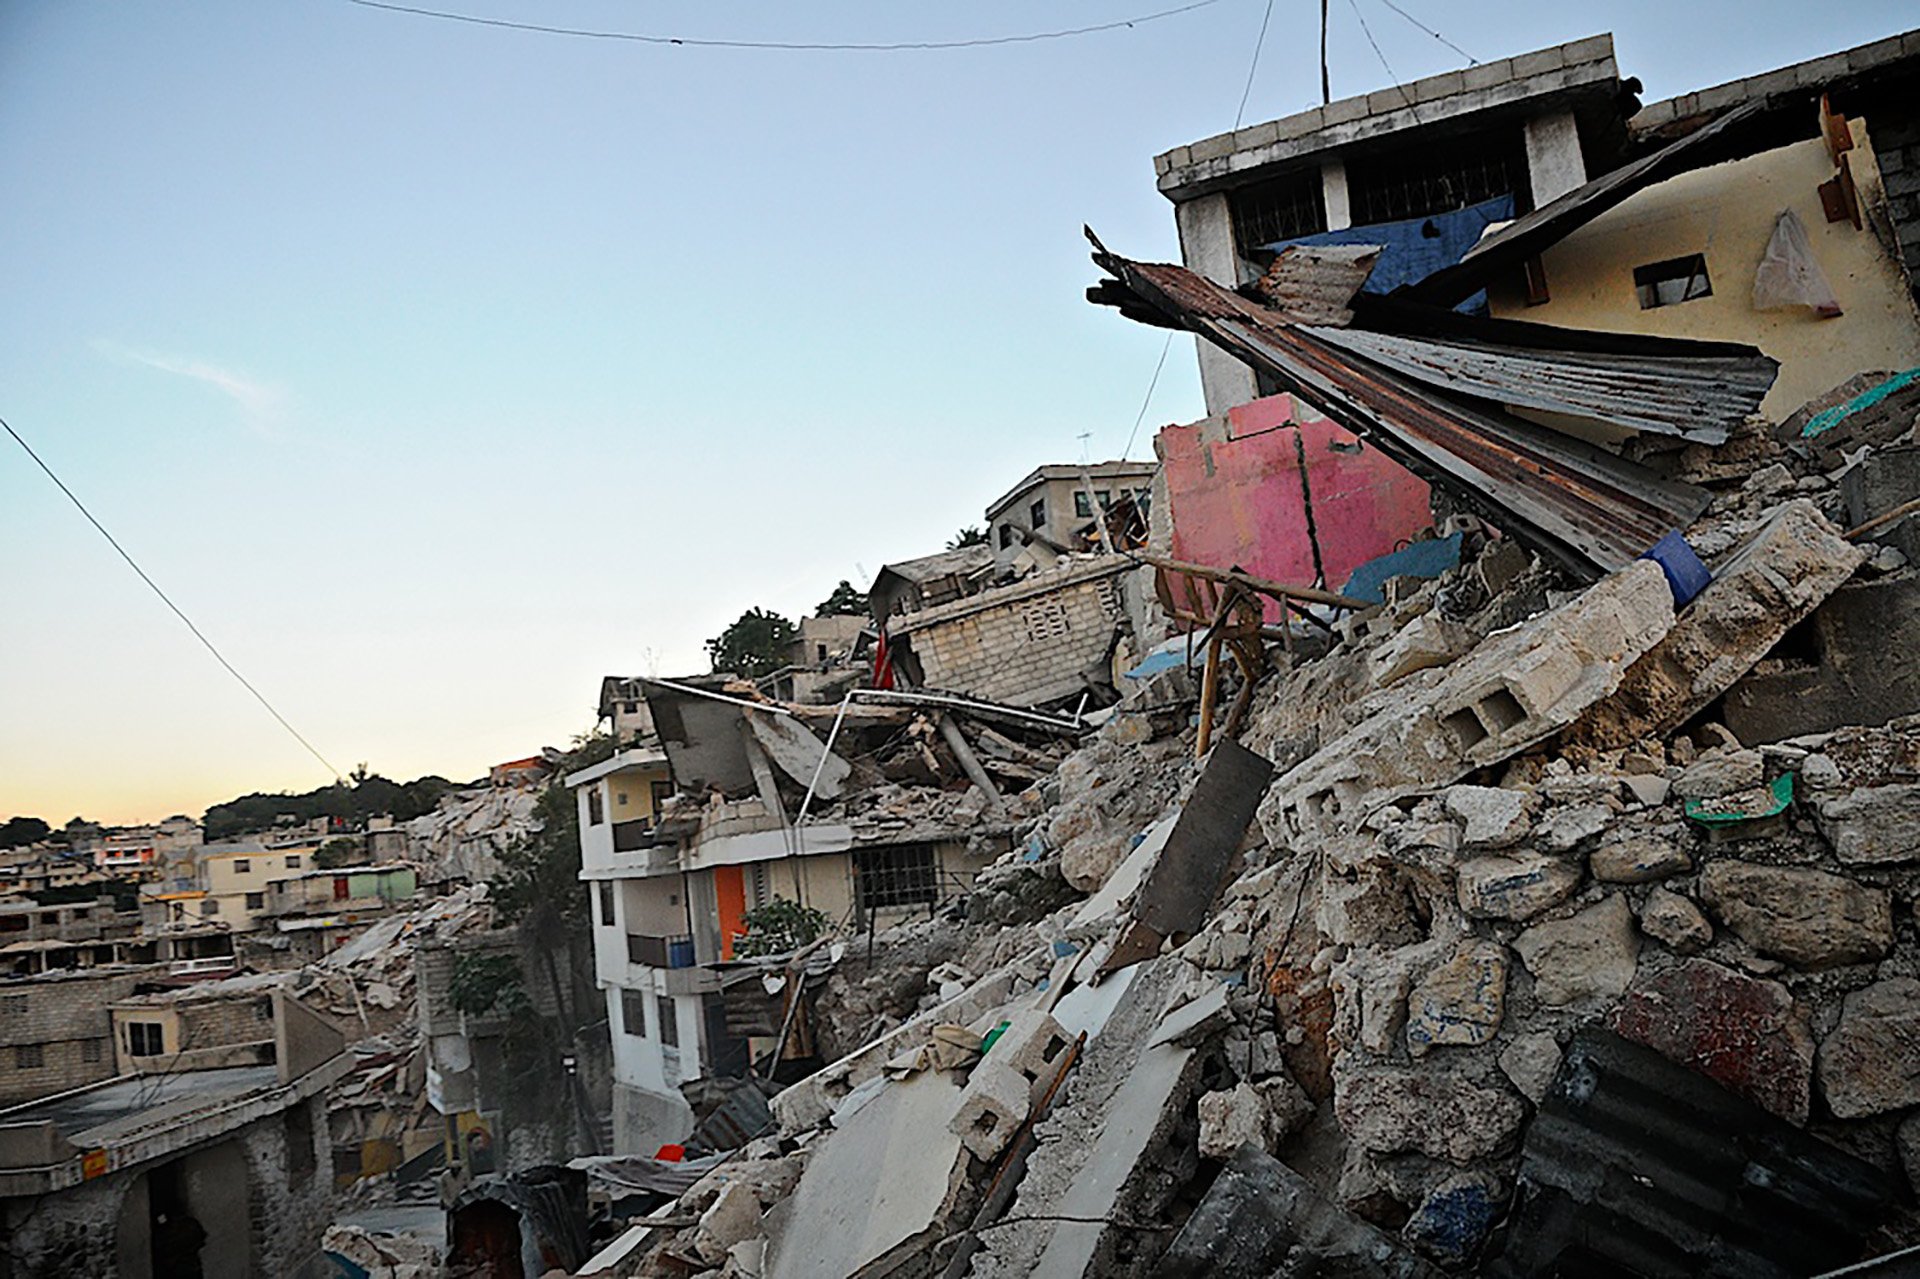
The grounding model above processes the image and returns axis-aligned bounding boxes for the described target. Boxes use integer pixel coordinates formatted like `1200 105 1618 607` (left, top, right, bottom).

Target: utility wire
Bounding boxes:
1121 332 1175 460
1232 0 1276 129
343 0 1229 51
1346 0 1420 123
1 415 343 781
1375 0 1477 66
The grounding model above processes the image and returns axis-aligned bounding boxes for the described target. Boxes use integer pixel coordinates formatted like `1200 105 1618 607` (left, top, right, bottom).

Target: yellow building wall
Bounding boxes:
1489 120 1920 419
607 765 670 823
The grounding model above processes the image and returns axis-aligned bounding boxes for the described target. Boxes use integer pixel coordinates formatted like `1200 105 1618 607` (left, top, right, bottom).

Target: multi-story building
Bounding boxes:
572 680 1004 1155
185 843 318 931
984 460 1158 555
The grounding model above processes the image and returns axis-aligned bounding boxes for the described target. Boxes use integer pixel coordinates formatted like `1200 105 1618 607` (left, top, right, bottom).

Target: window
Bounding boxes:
82 1038 102 1064
202 899 220 916
1097 490 1112 509
816 643 828 663
1228 167 1329 251
128 1021 165 1057
854 845 940 911
597 882 616 927
245 892 265 910
1635 254 1712 309
1074 491 1092 519
998 524 1015 549
616 789 628 807
621 988 647 1038
1029 498 1046 528
657 995 679 1047
285 855 301 869
0 995 24 1016
14 1044 42 1070
233 859 251 874
1347 129 1525 225
587 787 605 826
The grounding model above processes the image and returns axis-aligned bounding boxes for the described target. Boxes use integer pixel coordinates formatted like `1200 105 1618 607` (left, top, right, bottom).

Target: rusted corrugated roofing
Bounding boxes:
1406 99 1771 309
1302 326 1776 444
1249 245 1381 325
1088 240 1719 576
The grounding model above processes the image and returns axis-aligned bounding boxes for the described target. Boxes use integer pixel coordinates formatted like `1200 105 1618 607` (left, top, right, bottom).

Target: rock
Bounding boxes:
1498 1032 1561 1103
1815 784 1920 866
1444 785 1531 848
1357 963 1412 1057
1867 544 1908 574
1371 612 1475 687
1334 1066 1526 1164
1610 958 1813 1123
1534 803 1613 853
698 1181 764 1255
1058 828 1132 893
1622 774 1672 807
1259 1072 1315 1142
1639 887 1712 953
1589 834 1691 884
1816 978 1920 1119
1744 461 1794 497
1801 752 1842 789
1674 749 1764 800
1198 1082 1269 1158
1405 942 1507 1057
1456 854 1583 921
1403 1172 1504 1268
1513 894 1639 1008
1698 861 1893 968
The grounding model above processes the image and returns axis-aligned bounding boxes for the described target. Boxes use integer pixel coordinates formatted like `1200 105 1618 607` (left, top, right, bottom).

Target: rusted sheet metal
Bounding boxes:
1088 241 1711 576
1406 99 1770 308
1303 326 1776 445
1250 244 1381 326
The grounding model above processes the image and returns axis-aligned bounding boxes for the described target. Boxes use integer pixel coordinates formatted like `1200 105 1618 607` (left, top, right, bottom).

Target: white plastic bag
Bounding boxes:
1753 208 1842 317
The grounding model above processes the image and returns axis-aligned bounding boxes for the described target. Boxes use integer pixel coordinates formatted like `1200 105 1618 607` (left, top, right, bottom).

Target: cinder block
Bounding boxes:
1512 46 1567 78
1853 35 1905 69
948 1058 1031 1161
1463 59 1513 92
1793 53 1850 88
1413 70 1464 104
1190 132 1237 164
1561 34 1612 65
988 1009 1073 1093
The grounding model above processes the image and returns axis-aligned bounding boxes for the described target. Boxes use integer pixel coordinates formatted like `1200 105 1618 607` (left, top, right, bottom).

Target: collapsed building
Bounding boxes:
545 27 1920 1279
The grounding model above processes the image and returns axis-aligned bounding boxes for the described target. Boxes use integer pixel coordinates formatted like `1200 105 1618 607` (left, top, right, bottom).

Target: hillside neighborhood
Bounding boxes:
7 18 1920 1279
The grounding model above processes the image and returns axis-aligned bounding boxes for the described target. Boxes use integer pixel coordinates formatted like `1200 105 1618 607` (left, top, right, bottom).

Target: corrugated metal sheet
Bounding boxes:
1491 1028 1895 1278
1303 326 1776 444
1249 244 1381 325
1407 99 1770 308
1089 245 1714 576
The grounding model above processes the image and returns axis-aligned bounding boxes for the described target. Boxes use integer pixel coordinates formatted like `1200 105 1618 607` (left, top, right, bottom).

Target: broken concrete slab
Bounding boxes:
1133 740 1274 942
1456 853 1583 921
1513 894 1639 1008
1159 1145 1442 1279
1266 560 1674 843
1568 500 1867 750
746 712 852 800
1817 978 1920 1119
1814 784 1920 866
1726 574 1920 743
1609 958 1813 1123
1333 1065 1525 1165
762 1070 970 1279
1638 886 1712 953
1444 785 1531 848
1369 612 1474 687
1698 861 1894 968
1145 982 1232 1050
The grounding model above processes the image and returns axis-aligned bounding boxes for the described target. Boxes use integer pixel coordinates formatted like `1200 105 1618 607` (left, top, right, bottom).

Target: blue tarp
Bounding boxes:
1264 194 1516 314
1340 532 1464 605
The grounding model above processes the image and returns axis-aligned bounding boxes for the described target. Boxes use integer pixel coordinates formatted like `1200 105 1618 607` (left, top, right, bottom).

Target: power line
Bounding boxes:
1 415 343 781
1375 0 1477 66
1121 332 1175 460
1345 0 1420 123
1233 0 1276 129
343 0 1230 52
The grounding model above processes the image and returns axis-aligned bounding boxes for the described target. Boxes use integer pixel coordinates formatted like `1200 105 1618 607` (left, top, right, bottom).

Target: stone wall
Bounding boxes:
0 969 151 1105
902 562 1129 707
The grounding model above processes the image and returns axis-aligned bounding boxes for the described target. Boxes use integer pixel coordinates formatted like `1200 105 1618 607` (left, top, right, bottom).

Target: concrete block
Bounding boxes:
1792 52 1851 87
1463 59 1514 92
1190 131 1237 164
1694 80 1751 114
1367 88 1408 116
1274 106 1326 142
1322 94 1370 126
988 1008 1072 1099
1237 120 1280 149
1561 34 1613 65
1512 45 1567 78
1851 34 1906 70
1413 70 1464 104
949 1058 1030 1160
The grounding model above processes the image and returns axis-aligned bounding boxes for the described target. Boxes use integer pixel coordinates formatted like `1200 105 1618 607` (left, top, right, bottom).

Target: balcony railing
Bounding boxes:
611 820 665 853
627 933 697 969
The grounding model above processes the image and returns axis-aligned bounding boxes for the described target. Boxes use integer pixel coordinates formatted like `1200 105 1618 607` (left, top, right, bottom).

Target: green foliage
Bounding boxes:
490 731 609 933
705 607 799 680
449 951 531 1017
0 817 50 849
203 772 455 842
947 525 987 549
30 879 138 911
814 580 868 617
315 837 368 869
735 897 831 958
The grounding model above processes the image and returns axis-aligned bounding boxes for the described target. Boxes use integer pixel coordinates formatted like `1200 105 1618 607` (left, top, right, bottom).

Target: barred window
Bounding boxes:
14 1043 42 1070
1346 129 1526 225
1229 168 1328 252
854 845 940 912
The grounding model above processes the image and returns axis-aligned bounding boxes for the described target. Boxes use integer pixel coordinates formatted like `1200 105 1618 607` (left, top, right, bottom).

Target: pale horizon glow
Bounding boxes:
2 1 1911 825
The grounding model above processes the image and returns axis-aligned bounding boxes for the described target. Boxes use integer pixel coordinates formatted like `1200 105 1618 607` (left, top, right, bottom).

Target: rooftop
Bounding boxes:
563 745 672 789
984 461 1160 520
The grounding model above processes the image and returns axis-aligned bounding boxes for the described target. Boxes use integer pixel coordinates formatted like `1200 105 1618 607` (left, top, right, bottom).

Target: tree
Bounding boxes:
815 580 868 617
315 837 368 869
735 898 831 958
948 525 987 549
0 817 50 849
705 608 798 680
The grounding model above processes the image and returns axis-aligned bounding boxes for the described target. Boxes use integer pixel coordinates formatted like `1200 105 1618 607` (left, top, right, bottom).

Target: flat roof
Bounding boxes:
984 461 1158 521
0 1064 279 1148
563 745 671 788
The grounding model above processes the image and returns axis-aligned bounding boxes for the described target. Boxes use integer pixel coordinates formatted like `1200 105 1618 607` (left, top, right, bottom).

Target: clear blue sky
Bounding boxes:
2 0 1912 824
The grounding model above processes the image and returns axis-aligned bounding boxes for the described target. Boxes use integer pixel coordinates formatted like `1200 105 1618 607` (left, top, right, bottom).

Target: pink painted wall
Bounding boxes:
1158 394 1433 621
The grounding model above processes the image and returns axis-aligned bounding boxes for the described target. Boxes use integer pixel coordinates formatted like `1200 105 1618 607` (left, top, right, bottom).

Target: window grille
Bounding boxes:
1229 168 1328 251
854 845 940 912
1346 130 1525 225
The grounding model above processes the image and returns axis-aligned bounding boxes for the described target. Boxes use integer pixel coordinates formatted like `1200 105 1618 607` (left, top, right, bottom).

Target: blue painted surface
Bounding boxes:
1340 532 1464 605
1264 195 1516 314
1125 648 1187 679
1640 530 1713 607
1404 1180 1501 1266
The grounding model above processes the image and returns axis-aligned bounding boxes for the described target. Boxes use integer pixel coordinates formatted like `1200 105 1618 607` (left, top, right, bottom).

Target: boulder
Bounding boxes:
1334 1066 1526 1164
1404 942 1507 1057
1456 854 1582 921
1698 862 1893 968
1817 978 1920 1119
1638 887 1711 953
1815 784 1920 866
1590 834 1691 884
1513 894 1639 1008
1609 958 1813 1123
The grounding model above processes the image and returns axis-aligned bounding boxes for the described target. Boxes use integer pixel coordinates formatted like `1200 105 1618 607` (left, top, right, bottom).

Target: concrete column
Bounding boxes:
1523 109 1587 206
1174 191 1260 415
1320 159 1353 230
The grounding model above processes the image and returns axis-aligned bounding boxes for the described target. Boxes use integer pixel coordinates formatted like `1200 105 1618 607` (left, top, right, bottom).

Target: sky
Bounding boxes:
2 0 1913 825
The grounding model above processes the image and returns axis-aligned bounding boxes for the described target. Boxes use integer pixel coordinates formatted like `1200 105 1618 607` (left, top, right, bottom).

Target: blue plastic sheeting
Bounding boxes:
1125 648 1188 679
1803 366 1920 438
1640 530 1713 606
1340 532 1464 605
1264 194 1516 314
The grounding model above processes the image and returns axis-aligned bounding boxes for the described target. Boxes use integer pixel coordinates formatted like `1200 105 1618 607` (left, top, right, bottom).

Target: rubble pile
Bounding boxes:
580 383 1920 1274
406 787 543 883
